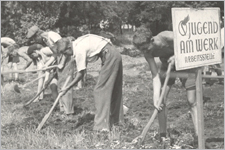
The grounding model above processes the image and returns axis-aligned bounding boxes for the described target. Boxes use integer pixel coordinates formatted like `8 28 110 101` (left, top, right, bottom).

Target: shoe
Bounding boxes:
160 137 171 149
94 128 110 134
64 113 75 120
101 128 109 132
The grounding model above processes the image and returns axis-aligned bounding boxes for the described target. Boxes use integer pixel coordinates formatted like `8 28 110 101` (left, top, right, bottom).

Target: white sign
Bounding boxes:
172 8 222 70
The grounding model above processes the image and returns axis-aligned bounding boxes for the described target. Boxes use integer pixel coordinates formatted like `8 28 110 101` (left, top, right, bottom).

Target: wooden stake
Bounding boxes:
196 68 205 149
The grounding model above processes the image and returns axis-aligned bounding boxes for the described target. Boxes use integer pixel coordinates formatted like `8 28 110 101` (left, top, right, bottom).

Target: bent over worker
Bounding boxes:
26 44 58 102
133 26 199 144
50 34 124 131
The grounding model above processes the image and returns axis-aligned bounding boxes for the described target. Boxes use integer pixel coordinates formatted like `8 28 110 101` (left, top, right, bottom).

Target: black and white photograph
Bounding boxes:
1 1 224 149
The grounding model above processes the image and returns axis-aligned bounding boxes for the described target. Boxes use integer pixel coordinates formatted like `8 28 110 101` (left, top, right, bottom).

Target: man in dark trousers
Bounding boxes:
50 34 124 131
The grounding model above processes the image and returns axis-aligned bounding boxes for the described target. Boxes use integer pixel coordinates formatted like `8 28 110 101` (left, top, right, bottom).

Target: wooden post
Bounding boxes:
196 67 205 149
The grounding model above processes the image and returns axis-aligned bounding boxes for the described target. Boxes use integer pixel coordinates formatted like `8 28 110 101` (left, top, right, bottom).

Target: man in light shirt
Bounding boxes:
26 25 62 69
26 25 62 47
50 34 124 131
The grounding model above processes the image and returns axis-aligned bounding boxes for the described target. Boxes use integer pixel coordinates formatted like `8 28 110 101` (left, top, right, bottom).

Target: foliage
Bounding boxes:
127 1 224 35
1 1 224 43
1 1 62 45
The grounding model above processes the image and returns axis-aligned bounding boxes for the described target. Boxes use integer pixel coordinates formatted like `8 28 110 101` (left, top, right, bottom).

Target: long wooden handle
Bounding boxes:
14 74 46 93
22 74 46 88
36 76 71 132
1 65 58 74
23 72 57 106
140 62 173 144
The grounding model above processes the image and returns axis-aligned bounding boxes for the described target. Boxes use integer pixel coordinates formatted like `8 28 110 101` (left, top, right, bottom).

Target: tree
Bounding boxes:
127 1 224 35
1 1 62 44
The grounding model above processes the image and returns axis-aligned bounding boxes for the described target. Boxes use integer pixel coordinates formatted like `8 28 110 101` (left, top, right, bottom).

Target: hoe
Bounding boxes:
132 62 173 145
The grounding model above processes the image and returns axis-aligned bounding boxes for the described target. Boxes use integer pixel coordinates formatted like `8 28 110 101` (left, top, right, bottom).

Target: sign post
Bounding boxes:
172 8 221 149
196 68 204 148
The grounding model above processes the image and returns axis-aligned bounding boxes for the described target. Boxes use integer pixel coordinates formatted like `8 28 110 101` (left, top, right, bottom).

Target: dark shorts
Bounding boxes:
159 62 196 90
8 55 20 63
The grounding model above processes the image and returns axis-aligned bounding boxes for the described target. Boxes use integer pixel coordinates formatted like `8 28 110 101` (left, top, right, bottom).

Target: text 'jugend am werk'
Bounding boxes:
178 21 221 63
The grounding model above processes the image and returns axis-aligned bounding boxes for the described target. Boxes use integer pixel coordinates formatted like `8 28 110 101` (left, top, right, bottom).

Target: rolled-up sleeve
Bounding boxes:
75 46 87 72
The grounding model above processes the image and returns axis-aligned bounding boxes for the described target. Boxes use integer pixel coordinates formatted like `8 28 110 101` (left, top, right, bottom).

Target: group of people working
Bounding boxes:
1 23 223 144
1 25 124 132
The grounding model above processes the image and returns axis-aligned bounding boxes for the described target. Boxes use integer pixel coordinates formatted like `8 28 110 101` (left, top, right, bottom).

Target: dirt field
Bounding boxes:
1 46 224 149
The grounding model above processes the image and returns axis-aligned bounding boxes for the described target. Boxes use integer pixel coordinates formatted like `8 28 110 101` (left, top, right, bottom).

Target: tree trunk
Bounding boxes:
120 24 123 34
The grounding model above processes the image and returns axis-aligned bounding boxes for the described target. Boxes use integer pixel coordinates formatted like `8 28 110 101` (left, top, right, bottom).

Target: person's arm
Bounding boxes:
167 55 175 65
60 69 86 94
44 56 55 67
144 52 162 110
22 60 33 70
49 44 60 62
17 50 33 70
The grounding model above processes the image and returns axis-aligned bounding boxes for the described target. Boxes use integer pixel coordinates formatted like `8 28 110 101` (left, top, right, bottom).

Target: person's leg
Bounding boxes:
76 70 86 89
158 85 172 138
157 64 175 139
93 44 123 131
110 54 124 125
58 58 75 115
7 62 13 80
12 63 18 81
184 71 198 136
49 73 58 100
186 89 198 136
11 55 20 81
34 62 45 102
34 72 45 102
214 64 223 83
77 81 83 89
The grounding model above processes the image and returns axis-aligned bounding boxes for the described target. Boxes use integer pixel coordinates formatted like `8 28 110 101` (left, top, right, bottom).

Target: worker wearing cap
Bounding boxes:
1 37 20 81
27 26 85 90
26 26 61 69
26 36 75 115
26 26 62 101
26 44 58 102
26 25 62 47
26 25 62 68
50 34 124 131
